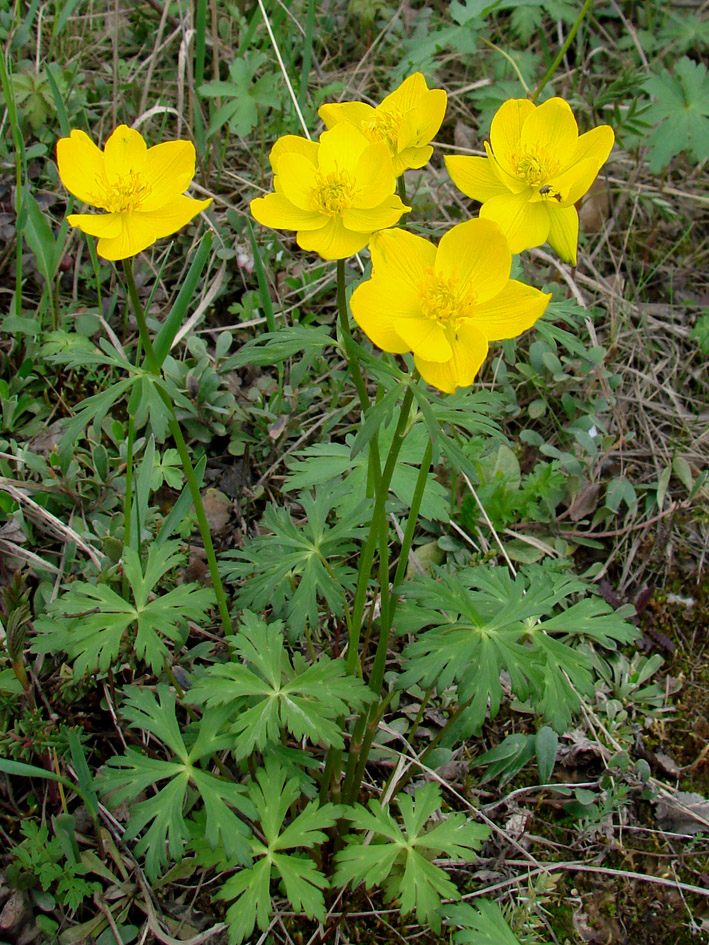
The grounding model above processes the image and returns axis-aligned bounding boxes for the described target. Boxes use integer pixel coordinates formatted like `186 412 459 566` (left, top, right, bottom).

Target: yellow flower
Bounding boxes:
250 123 409 260
350 219 551 394
445 98 614 265
56 125 212 261
318 72 447 176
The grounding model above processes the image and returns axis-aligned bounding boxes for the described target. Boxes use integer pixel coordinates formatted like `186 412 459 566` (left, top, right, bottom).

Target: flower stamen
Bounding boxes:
91 171 152 214
312 169 356 215
513 148 560 187
419 269 476 327
362 107 401 147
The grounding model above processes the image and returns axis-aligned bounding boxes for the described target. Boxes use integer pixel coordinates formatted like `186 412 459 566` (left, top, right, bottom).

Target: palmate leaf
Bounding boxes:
218 760 339 945
189 612 374 758
445 900 526 945
334 783 488 931
223 325 335 369
199 54 279 138
285 418 449 521
643 56 709 171
32 541 214 675
221 484 366 636
399 564 638 734
100 686 255 880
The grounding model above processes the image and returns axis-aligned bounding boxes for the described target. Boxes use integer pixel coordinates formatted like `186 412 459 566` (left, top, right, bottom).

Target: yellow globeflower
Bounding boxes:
350 219 551 394
250 123 409 261
57 125 212 261
445 98 614 265
319 72 447 176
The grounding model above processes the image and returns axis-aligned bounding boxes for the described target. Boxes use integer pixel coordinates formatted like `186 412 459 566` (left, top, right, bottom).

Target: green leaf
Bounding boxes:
399 564 638 734
32 541 214 675
222 484 365 636
474 734 535 785
0 757 71 785
690 312 709 354
643 57 709 170
672 455 694 492
153 232 213 367
334 783 488 930
101 686 254 879
21 188 62 285
285 419 450 521
223 325 335 369
218 760 339 944
200 54 279 137
445 899 525 944
190 612 374 757
535 726 558 784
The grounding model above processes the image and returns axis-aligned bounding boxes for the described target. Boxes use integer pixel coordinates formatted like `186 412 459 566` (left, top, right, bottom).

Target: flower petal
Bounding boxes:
274 153 319 210
520 97 578 166
137 195 212 239
480 191 550 254
140 140 197 211
352 142 396 208
269 135 319 174
341 196 408 233
484 140 527 193
393 145 433 174
318 101 375 131
350 279 415 354
545 205 579 265
56 129 106 204
401 88 447 149
95 215 157 261
489 98 535 176
368 228 436 293
103 125 147 182
436 218 511 305
297 216 369 260
547 157 604 206
475 279 551 341
445 154 511 202
381 72 429 112
396 315 452 362
415 322 488 393
250 193 326 231
568 124 615 172
66 212 122 238
318 123 369 176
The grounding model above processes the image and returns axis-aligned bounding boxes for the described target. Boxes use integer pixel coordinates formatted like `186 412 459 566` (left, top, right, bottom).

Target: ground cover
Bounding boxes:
0 1 707 943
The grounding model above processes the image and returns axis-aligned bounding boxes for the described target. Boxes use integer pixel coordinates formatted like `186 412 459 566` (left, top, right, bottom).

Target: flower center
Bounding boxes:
313 169 356 215
91 171 151 213
362 107 401 149
513 148 560 187
419 269 475 326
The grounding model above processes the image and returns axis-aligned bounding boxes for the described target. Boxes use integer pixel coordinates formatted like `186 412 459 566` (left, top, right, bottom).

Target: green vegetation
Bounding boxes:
0 1 707 943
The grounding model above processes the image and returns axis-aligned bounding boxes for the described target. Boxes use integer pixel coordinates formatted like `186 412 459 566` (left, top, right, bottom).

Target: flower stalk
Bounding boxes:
532 0 594 104
121 259 232 637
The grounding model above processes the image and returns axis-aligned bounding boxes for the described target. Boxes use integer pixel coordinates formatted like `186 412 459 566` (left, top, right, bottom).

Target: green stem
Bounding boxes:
531 0 593 103
343 435 432 803
298 0 316 111
345 381 415 676
323 379 416 803
121 412 137 599
387 437 432 627
397 175 408 210
385 697 473 798
336 261 382 527
121 260 232 637
480 37 531 96
0 53 25 322
407 687 433 744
